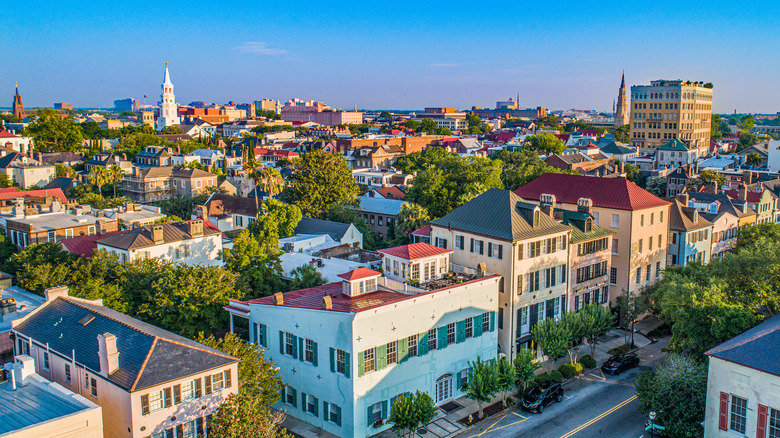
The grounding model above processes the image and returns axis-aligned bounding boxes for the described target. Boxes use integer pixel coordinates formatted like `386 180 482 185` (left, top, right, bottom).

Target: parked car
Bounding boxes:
601 353 640 375
521 380 564 413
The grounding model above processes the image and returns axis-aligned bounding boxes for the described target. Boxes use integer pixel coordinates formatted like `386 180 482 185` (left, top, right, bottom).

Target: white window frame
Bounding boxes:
211 371 225 391
148 389 165 412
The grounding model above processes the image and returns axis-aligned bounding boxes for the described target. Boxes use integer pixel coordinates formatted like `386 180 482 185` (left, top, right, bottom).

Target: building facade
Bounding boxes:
561 207 613 311
121 167 217 203
614 72 629 129
155 63 180 130
667 195 713 266
5 204 119 250
12 82 24 119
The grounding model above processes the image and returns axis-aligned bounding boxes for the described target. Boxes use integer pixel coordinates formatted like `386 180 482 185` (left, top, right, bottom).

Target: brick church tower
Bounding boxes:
613 72 629 129
12 82 24 119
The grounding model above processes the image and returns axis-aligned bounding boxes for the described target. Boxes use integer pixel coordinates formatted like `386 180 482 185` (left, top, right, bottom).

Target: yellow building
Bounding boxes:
629 80 713 156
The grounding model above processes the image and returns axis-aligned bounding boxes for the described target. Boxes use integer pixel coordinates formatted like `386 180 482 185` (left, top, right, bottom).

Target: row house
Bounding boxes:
687 192 752 260
515 173 671 300
665 163 698 197
5 203 118 250
430 188 572 357
667 195 714 266
724 184 778 225
121 167 217 203
135 146 172 167
224 267 500 438
13 286 238 438
84 152 133 173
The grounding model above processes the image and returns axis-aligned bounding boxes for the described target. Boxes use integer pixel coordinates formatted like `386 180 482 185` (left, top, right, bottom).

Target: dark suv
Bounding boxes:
521 380 564 413
601 353 640 375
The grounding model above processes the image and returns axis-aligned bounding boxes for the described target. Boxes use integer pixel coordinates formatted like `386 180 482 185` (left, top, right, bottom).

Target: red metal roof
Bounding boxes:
411 224 431 237
514 173 670 211
0 130 20 139
337 267 381 281
0 188 67 203
378 242 452 260
724 189 764 203
375 186 405 200
60 230 126 257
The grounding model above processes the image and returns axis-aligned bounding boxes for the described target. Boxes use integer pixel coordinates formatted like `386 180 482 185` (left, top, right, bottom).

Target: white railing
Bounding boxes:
450 263 478 276
377 277 425 295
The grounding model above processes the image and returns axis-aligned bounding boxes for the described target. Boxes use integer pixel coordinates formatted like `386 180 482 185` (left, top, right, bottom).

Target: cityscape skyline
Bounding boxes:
3 1 779 113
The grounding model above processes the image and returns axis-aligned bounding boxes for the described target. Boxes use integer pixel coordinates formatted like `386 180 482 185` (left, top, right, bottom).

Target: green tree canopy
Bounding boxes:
289 264 327 290
465 356 499 419
522 133 565 155
281 150 359 218
22 108 84 152
491 149 577 190
388 391 437 438
513 349 540 396
495 355 517 405
379 110 392 119
207 392 291 438
395 203 430 237
532 317 572 369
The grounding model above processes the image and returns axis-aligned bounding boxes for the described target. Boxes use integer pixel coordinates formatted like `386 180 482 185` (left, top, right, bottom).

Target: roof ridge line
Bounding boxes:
155 337 238 362
707 322 780 356
131 337 158 392
66 298 161 339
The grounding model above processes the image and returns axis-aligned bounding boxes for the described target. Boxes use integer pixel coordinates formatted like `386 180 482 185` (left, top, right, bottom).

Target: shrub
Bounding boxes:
558 363 576 379
608 345 631 356
580 355 597 369
549 370 563 383
573 362 584 375
534 373 550 384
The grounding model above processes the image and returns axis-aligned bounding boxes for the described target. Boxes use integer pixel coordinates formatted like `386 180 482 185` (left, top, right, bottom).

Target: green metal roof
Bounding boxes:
657 138 689 151
557 209 614 243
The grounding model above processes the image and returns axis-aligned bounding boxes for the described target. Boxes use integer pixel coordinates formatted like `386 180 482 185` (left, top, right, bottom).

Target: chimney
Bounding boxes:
44 286 69 301
188 219 203 237
195 205 208 220
322 296 333 310
738 183 748 201
273 292 284 305
231 150 236 158
539 194 556 217
743 171 754 185
176 145 181 155
95 219 106 234
676 193 689 206
132 166 139 177
0 296 17 318
693 162 699 175
152 224 164 244
619 162 625 174
97 333 120 376
12 355 35 387
205 164 211 173
122 153 127 160
577 198 593 214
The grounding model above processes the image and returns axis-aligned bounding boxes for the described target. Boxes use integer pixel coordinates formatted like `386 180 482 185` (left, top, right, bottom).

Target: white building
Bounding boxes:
197 193 258 233
96 219 223 265
378 242 453 284
0 129 34 155
279 233 339 254
0 152 56 188
703 314 780 437
294 218 363 249
155 63 180 131
225 267 500 438
766 140 780 172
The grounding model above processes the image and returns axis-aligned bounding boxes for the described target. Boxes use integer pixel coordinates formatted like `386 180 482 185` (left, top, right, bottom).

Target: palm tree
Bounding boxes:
745 152 762 168
89 167 108 194
107 164 125 198
258 166 284 198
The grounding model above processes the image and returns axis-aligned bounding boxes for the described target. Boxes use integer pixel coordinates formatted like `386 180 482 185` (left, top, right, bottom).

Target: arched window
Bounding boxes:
435 373 454 404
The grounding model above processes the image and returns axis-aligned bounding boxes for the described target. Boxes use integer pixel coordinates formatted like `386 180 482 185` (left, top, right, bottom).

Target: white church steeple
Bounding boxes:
156 62 180 131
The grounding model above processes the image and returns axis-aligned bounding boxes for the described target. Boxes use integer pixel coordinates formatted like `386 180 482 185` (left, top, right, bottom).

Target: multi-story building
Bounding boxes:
629 80 713 155
281 100 363 125
352 168 413 188
198 193 258 232
13 286 238 438
665 164 698 197
353 145 405 169
515 174 671 300
114 98 137 113
654 138 699 169
355 195 405 239
84 152 132 173
135 146 173 167
560 206 614 312
687 192 745 260
5 203 118 250
724 184 778 225
703 313 780 437
0 129 34 156
12 82 25 119
224 267 500 438
54 101 74 110
0 152 56 188
430 188 572 357
378 242 452 284
667 195 713 266
255 98 282 114
294 217 364 249
121 166 217 203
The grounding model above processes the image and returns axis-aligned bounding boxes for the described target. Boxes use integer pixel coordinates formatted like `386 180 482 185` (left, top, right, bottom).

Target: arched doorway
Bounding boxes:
435 373 454 405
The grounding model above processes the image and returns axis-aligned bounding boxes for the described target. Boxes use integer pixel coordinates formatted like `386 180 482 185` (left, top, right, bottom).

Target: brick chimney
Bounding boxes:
577 198 593 214
151 224 164 244
188 219 203 237
95 219 107 234
676 193 689 206
44 286 70 301
273 292 284 305
738 183 748 201
195 205 208 220
743 171 754 185
321 296 333 310
97 333 120 376
539 194 556 217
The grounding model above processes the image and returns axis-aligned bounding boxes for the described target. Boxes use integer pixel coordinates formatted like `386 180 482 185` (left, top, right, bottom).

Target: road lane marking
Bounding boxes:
475 412 510 437
463 412 528 438
512 412 527 419
558 395 638 438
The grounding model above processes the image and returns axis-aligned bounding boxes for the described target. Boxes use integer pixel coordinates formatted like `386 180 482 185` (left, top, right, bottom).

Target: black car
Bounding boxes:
601 353 640 375
521 380 564 413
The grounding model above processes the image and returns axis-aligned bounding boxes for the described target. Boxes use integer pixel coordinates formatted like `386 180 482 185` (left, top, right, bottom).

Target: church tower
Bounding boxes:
156 63 180 131
613 71 629 129
12 83 24 120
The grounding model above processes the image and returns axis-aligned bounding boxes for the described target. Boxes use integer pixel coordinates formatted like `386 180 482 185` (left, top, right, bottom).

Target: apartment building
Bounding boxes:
121 166 217 203
515 174 671 300
667 195 713 266
5 203 119 250
224 267 499 438
13 286 238 438
430 188 572 357
135 146 173 167
629 80 713 155
703 314 780 437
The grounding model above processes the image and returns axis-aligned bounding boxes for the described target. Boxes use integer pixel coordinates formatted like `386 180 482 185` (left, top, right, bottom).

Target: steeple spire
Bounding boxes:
14 82 19 96
620 70 625 89
163 62 172 85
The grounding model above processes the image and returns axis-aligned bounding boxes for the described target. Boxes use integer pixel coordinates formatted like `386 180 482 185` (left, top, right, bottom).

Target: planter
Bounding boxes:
456 398 515 426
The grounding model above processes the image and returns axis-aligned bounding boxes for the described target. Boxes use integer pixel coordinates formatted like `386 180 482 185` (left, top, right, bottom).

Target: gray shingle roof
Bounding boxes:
294 217 352 241
14 297 237 391
706 313 780 377
96 220 221 250
430 188 571 241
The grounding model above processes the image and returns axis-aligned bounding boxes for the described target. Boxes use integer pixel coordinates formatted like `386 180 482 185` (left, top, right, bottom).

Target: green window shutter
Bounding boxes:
390 395 397 410
456 320 466 343
336 405 342 426
357 351 365 377
398 337 408 363
279 331 284 354
418 332 429 356
323 401 329 420
344 352 351 378
456 372 462 390
490 312 496 331
438 326 448 349
329 348 336 373
141 394 150 415
367 405 373 425
296 336 303 361
291 388 297 408
313 396 319 416
474 314 484 337
252 322 258 344
280 388 285 403
261 324 267 347
381 400 388 420
312 342 318 367
377 343 388 370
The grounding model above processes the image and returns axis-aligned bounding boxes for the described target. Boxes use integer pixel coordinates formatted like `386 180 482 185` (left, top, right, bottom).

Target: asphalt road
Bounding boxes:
459 338 669 438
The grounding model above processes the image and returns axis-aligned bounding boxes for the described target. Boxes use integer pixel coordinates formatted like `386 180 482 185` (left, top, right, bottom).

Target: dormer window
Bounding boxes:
533 209 540 227
585 218 593 233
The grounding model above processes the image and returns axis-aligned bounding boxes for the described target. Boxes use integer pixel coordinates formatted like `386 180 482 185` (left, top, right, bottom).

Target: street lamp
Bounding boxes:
649 411 656 435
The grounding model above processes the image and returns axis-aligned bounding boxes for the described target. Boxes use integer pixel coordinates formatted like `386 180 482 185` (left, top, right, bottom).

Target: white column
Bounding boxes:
229 313 234 334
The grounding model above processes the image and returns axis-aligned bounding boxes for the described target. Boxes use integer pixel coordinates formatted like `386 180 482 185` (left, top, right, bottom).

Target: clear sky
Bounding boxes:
3 0 779 113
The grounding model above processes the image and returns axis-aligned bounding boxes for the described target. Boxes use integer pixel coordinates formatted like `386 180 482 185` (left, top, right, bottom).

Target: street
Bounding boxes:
459 338 669 438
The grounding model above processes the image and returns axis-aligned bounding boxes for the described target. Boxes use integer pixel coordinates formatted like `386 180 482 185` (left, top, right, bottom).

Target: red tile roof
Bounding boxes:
412 224 431 237
337 267 381 281
0 188 67 203
378 242 452 260
375 186 405 200
60 230 126 257
0 130 20 139
514 173 670 211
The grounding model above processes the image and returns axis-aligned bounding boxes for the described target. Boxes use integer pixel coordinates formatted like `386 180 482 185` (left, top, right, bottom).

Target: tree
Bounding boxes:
614 124 630 143
379 111 392 119
0 174 11 188
688 169 726 192
22 108 84 152
645 176 667 197
465 356 498 419
738 132 759 151
402 119 420 132
207 392 291 438
224 229 284 298
560 311 586 365
186 160 206 170
161 125 183 134
388 391 437 438
257 166 285 197
745 152 762 167
289 264 327 290
616 288 648 348
493 149 576 190
89 166 109 193
578 304 616 357
419 118 438 134
513 349 540 396
395 203 430 237
710 115 723 142
738 114 756 133
107 164 125 198
326 200 376 249
523 133 565 155
495 355 516 406
55 164 77 178
532 317 572 370
195 332 284 403
623 162 643 186
281 150 359 218
635 354 707 438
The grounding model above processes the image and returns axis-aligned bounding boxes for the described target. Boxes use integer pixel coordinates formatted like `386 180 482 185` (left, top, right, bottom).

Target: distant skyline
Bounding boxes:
2 1 779 113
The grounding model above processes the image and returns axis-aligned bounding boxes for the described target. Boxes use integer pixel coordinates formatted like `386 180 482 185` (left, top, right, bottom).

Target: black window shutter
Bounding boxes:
176 424 183 438
529 304 538 328
194 378 202 398
196 417 204 436
165 428 174 438
163 387 172 408
488 242 493 257
470 238 474 252
141 394 150 415
205 375 212 395
546 299 554 319
173 384 181 405
498 244 503 259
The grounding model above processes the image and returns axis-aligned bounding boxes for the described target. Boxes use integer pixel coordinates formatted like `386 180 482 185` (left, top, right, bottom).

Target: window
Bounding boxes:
640 215 644 227
519 307 528 327
455 235 464 250
428 328 438 351
305 339 314 363
470 238 484 255
64 364 71 383
176 244 190 259
638 239 643 253
517 243 523 260
196 180 202 188
650 213 654 225
255 323 267 347
610 268 618 285
612 238 618 254
528 271 540 292
410 263 419 280
553 297 560 316
656 262 661 279
336 349 346 374
387 342 397 365
148 389 165 412
408 335 418 358
636 268 641 285
529 241 541 258
285 385 296 406
211 371 225 391
537 302 545 322
488 242 503 259
577 238 609 256
660 211 664 223
729 395 747 433
611 214 619 228
482 312 490 333
180 380 196 401
672 233 677 244
498 308 504 329
658 234 662 249
435 237 447 249
88 226 96 236
378 216 383 226
65 228 73 238
326 402 341 425
303 393 318 415
646 264 651 282
285 332 295 356
43 352 50 371
90 378 97 398
47 231 56 242
364 348 375 373
769 408 780 438
465 318 473 338
649 236 653 250
371 401 383 424
447 323 456 344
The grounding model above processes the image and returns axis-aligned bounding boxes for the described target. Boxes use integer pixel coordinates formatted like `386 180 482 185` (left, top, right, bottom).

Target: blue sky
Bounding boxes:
3 1 779 113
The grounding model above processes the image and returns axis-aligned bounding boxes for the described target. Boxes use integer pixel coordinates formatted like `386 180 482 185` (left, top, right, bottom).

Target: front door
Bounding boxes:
435 374 453 405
